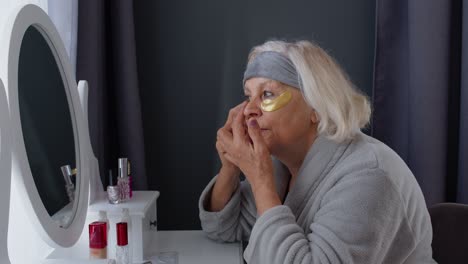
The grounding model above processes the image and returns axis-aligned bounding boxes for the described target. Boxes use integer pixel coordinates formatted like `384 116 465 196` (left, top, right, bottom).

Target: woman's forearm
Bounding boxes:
209 166 240 211
251 178 282 216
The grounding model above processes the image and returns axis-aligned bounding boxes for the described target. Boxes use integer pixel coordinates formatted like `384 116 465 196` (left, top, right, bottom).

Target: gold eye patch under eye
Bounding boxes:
260 90 292 112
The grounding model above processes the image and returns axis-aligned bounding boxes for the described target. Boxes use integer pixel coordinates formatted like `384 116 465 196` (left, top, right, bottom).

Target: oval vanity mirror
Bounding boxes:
18 25 77 227
3 4 90 248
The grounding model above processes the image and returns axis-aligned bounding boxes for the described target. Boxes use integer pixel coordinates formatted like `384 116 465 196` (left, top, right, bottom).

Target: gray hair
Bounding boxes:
246 40 371 142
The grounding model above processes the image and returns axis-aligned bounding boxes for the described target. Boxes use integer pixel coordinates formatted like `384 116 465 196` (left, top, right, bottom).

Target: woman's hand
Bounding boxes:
210 102 247 212
218 108 272 188
215 102 247 176
217 105 281 214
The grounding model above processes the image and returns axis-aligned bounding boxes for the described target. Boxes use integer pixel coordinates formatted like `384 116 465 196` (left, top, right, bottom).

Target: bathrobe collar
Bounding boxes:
280 133 352 216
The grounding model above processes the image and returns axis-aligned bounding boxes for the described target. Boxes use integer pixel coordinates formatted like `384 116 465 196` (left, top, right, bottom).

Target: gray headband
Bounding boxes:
243 51 301 89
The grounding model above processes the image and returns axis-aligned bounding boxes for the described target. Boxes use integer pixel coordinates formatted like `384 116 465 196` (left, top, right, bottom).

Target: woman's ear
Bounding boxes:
311 110 319 124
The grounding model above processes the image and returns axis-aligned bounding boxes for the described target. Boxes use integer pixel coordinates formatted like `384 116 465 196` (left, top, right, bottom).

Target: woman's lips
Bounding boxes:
246 118 270 132
246 118 266 129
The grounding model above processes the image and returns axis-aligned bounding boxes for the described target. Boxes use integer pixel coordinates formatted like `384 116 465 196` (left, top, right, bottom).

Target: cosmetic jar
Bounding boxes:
89 221 108 259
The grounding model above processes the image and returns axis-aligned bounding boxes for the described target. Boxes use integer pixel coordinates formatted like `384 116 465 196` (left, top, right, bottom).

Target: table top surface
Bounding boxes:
149 230 243 264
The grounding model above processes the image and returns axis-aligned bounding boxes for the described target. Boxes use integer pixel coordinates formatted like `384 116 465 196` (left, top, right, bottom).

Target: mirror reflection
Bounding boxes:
18 26 77 227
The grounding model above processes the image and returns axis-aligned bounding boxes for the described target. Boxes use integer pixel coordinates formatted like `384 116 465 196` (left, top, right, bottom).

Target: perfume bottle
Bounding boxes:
107 170 120 204
60 165 75 203
118 158 130 202
127 160 132 198
116 222 130 264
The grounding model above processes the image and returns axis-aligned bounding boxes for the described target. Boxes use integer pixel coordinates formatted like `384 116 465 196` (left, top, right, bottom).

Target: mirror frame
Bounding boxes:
0 78 12 263
0 4 89 247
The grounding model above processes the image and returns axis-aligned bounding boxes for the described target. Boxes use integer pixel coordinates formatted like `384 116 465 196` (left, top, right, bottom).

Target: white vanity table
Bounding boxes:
47 191 242 264
47 230 243 264
0 4 242 264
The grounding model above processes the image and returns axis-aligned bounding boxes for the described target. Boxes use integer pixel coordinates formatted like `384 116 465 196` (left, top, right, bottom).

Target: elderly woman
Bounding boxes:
198 40 435 264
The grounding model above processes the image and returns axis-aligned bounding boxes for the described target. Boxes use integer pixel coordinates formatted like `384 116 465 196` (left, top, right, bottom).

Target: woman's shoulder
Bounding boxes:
335 133 421 200
358 134 410 173
339 133 410 174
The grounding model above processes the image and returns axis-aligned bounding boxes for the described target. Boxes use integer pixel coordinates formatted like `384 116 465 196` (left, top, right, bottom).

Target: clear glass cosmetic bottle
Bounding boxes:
98 210 109 243
121 208 133 262
116 222 130 264
118 158 130 202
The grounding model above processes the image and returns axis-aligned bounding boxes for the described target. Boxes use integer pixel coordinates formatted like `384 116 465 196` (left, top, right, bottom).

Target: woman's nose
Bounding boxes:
244 98 262 118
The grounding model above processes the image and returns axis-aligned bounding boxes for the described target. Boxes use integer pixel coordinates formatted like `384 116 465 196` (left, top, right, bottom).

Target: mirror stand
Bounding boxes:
77 80 105 205
0 79 12 264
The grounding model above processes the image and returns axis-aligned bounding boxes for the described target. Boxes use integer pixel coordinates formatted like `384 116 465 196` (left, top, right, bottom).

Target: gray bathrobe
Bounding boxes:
199 132 436 264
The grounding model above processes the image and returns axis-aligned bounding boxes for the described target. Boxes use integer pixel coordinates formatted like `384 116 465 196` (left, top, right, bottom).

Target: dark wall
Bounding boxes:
134 0 376 230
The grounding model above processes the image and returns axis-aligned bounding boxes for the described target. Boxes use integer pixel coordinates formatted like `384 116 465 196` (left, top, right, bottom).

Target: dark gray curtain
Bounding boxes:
76 0 147 190
373 0 468 205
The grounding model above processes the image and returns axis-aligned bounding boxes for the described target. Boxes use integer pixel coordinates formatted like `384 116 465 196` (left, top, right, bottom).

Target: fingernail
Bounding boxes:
248 119 259 127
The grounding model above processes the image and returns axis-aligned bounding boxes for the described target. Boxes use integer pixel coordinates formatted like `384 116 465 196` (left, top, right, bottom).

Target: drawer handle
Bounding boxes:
150 220 157 227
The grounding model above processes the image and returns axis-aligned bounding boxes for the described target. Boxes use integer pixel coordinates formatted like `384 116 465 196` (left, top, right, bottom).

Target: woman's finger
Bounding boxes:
247 119 267 153
225 101 247 128
232 103 248 143
217 128 233 149
216 140 225 153
217 126 232 140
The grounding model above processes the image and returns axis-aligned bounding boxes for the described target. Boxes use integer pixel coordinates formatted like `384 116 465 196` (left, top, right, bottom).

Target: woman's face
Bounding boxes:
243 77 318 155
